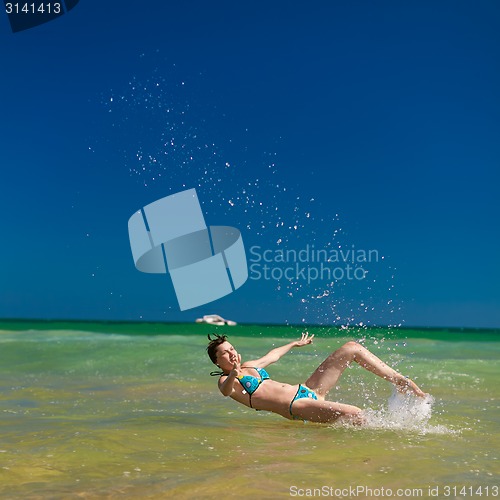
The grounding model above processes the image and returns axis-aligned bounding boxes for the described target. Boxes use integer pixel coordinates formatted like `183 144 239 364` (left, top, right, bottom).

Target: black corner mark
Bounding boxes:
4 0 80 33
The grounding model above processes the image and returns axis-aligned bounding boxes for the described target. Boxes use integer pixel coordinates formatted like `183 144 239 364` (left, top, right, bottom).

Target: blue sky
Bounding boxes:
0 1 499 327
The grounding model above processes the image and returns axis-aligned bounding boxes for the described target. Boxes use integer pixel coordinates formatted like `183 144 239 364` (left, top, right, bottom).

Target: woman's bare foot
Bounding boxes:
395 376 426 398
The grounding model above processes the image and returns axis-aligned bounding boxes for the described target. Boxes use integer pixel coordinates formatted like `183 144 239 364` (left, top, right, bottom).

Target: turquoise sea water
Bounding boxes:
0 321 499 499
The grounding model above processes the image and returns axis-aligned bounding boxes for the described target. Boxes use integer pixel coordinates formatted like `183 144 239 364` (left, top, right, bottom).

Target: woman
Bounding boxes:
207 332 426 424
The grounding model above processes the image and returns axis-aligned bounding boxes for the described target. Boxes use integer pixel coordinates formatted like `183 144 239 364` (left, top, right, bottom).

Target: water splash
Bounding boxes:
95 58 405 326
361 389 454 435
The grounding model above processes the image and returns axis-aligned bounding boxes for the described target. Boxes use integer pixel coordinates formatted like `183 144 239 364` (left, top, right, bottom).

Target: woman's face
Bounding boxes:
215 341 240 369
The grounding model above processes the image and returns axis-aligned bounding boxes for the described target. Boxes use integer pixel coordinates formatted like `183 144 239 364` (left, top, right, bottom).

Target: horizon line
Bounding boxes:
0 317 498 332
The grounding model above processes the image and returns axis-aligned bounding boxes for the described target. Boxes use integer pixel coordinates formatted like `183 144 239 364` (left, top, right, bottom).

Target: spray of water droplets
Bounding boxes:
360 389 454 435
96 63 406 332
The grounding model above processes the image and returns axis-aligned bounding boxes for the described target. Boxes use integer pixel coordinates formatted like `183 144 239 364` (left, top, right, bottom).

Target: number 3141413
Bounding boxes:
5 3 62 14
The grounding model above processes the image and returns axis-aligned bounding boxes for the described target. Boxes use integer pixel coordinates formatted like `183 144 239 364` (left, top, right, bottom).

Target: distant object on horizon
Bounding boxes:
195 314 237 326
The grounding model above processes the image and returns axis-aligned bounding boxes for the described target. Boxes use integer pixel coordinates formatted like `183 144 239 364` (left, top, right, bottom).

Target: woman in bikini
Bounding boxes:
207 332 426 424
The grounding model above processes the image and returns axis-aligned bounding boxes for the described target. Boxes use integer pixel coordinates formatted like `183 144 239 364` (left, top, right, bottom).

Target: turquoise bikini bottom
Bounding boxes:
289 384 318 418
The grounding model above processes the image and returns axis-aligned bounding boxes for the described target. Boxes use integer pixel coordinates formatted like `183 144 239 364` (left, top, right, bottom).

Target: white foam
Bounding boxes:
361 389 455 435
387 389 434 423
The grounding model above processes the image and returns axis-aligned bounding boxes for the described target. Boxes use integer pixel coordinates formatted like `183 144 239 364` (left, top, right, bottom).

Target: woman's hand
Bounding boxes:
229 352 242 378
219 352 242 396
294 332 314 347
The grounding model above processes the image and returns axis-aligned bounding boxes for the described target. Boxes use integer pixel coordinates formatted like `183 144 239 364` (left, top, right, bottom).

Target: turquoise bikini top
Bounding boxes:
237 367 270 395
210 366 271 409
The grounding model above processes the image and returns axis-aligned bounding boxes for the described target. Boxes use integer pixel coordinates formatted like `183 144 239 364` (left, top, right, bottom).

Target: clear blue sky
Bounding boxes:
1 1 499 327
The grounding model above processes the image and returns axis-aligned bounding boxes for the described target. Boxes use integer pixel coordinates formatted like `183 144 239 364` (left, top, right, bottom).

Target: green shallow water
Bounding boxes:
0 322 499 499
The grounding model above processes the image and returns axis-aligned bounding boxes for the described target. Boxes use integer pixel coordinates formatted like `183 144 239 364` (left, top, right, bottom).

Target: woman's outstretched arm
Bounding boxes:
246 332 314 368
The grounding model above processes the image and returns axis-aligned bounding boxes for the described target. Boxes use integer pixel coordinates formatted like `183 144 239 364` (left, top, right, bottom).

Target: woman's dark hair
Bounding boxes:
206 333 228 365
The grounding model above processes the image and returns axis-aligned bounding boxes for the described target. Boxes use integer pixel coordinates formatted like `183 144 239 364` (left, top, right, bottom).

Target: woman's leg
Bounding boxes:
290 398 366 425
305 341 425 398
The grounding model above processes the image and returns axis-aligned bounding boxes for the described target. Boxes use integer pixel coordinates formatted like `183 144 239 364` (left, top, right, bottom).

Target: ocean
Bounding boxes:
0 321 498 499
